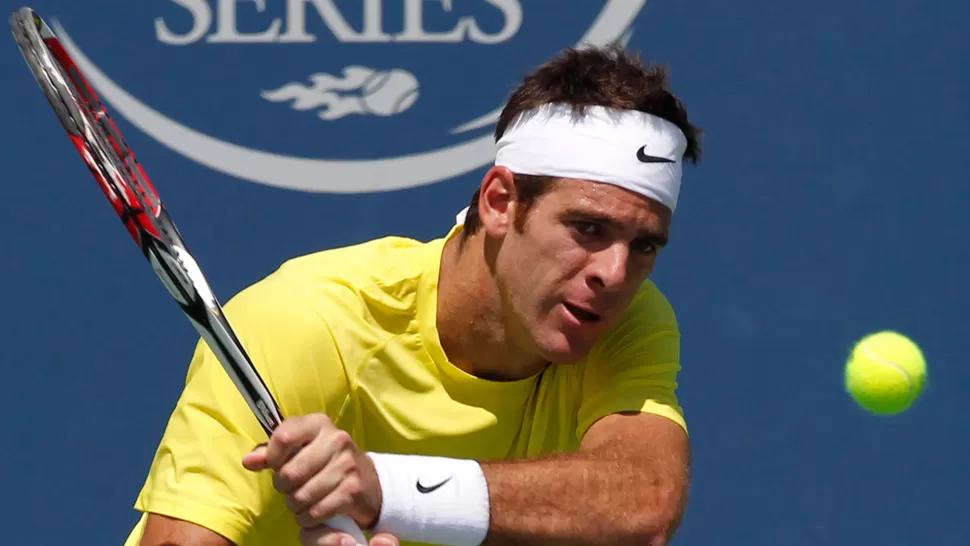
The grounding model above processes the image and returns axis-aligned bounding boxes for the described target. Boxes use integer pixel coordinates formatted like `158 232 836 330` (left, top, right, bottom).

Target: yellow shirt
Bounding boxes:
122 225 685 546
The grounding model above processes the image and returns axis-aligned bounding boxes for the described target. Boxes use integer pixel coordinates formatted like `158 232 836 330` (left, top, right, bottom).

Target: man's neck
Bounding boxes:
435 233 546 382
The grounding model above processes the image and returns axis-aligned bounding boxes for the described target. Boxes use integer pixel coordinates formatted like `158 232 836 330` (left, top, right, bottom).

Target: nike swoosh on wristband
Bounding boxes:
636 145 675 163
416 477 452 493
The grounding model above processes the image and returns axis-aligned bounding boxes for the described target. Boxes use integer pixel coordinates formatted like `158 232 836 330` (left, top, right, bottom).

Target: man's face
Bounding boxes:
486 175 672 364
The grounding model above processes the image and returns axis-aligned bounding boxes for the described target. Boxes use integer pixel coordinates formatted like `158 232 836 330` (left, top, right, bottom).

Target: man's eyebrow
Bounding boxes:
562 208 669 246
643 230 669 248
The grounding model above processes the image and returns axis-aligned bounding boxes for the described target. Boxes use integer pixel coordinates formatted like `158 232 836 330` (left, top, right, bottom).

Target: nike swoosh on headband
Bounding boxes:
636 145 675 163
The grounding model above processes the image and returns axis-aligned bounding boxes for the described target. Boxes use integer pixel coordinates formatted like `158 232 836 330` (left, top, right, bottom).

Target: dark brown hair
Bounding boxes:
461 45 702 240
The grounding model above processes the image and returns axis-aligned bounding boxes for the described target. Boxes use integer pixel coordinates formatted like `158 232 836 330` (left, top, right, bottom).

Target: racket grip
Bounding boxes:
327 514 369 545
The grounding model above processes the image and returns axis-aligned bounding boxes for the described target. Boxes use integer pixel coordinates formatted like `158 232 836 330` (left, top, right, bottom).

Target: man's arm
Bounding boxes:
480 412 690 546
137 514 235 546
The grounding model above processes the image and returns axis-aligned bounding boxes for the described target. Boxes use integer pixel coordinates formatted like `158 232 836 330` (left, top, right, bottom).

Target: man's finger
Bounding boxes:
299 526 362 546
266 415 334 471
276 429 353 496
282 453 347 513
241 443 269 471
293 481 357 529
368 532 399 546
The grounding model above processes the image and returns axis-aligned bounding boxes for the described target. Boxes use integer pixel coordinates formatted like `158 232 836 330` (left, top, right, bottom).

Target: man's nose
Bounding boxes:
587 243 629 291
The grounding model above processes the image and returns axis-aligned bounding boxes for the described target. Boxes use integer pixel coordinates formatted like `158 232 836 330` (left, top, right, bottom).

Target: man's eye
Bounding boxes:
572 221 600 236
632 240 658 255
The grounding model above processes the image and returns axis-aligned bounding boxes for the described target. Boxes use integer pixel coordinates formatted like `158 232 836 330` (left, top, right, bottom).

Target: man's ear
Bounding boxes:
477 166 517 238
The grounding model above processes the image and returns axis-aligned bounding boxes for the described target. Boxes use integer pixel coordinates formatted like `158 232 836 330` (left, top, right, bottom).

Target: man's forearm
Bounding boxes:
479 451 687 546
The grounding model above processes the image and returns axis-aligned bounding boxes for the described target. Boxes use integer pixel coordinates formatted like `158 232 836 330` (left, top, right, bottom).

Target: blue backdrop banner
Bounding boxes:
0 1 967 544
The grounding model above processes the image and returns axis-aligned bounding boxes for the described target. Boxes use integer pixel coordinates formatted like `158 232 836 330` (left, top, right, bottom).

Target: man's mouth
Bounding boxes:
563 302 602 323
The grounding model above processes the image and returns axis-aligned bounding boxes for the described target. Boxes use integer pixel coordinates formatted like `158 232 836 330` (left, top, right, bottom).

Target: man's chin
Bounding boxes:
537 335 595 364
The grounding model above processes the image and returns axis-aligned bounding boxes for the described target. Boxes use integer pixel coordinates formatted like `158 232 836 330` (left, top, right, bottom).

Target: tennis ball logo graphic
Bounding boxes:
358 69 419 116
262 66 419 121
844 331 927 415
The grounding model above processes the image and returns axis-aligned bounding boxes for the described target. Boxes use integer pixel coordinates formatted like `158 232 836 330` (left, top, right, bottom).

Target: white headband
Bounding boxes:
455 103 687 225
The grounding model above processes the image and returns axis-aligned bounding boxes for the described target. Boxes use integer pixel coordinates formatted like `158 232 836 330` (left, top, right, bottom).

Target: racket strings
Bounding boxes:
17 10 179 250
52 49 175 246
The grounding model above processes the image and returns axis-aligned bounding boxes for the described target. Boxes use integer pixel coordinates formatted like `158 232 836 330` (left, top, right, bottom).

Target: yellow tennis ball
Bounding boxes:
845 331 927 415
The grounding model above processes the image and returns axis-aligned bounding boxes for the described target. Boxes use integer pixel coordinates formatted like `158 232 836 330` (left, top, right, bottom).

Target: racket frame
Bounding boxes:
9 7 368 544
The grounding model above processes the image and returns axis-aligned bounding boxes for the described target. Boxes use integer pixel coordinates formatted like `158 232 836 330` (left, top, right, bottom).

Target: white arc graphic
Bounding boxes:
53 1 647 194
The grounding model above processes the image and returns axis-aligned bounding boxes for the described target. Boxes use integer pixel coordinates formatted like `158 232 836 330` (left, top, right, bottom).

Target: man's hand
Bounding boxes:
241 414 384 538
299 527 400 546
136 513 400 546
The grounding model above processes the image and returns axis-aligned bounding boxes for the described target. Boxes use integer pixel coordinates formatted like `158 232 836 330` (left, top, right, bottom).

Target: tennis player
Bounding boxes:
123 45 702 546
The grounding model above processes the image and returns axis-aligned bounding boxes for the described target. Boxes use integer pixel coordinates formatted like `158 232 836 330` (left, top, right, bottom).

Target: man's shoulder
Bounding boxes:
293 233 441 294
621 279 678 329
588 280 679 357
230 233 444 321
282 233 436 275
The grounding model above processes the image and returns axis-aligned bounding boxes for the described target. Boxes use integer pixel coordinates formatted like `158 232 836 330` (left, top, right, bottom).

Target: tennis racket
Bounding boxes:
9 7 368 545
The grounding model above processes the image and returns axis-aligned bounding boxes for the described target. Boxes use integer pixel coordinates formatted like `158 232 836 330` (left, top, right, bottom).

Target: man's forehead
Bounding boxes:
546 178 672 227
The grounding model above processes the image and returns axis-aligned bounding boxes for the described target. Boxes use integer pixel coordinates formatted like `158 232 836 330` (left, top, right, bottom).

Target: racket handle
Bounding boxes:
327 514 369 545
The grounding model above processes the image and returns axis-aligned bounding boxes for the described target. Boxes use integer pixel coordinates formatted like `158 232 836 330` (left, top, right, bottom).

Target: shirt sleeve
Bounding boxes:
129 269 354 545
576 281 686 440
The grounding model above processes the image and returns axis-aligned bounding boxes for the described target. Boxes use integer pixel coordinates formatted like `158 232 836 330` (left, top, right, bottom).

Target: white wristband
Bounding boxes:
366 452 491 546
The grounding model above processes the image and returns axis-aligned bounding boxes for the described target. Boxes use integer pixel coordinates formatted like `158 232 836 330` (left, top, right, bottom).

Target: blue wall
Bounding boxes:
1 1 966 544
